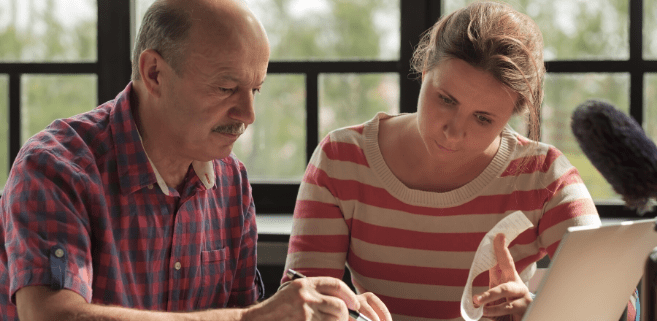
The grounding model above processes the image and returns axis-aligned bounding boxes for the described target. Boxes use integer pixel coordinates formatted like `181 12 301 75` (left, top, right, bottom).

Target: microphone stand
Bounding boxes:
642 220 657 321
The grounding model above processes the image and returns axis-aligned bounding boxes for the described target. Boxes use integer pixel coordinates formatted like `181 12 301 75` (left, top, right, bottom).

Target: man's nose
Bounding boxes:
230 90 256 125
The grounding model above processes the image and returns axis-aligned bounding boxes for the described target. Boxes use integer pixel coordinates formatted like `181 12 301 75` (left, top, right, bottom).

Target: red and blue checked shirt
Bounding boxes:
0 83 263 320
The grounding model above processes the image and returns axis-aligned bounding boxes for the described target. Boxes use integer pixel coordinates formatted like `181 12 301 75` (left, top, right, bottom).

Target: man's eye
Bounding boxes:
219 87 234 94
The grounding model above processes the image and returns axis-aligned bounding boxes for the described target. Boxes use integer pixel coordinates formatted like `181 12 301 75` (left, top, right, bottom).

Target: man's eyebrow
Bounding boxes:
214 74 240 83
212 74 266 87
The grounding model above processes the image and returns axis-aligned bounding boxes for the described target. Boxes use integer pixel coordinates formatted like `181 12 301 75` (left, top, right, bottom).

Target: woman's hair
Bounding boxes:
411 1 545 141
131 0 192 81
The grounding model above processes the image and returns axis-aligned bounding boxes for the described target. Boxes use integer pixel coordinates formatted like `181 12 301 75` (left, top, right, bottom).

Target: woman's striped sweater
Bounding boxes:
282 113 601 321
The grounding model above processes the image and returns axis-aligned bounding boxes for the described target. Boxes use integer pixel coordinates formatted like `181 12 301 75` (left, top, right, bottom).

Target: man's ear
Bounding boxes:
139 49 165 98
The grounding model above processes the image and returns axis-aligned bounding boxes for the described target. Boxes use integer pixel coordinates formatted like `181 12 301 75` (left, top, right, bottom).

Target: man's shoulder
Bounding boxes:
17 104 115 170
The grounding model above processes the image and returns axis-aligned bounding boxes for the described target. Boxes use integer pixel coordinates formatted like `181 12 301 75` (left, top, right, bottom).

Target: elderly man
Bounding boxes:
0 0 390 320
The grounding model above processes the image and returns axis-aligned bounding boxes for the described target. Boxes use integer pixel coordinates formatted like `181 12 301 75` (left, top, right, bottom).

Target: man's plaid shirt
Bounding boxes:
0 83 262 320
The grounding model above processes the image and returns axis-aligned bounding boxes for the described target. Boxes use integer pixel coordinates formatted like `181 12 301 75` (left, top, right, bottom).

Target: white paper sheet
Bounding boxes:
460 211 534 321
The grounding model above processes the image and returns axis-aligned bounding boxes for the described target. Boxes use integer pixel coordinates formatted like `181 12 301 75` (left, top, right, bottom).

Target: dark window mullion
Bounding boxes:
544 60 657 72
306 72 319 164
9 73 20 167
629 0 644 124
0 63 96 74
399 0 433 113
267 61 397 73
97 0 132 105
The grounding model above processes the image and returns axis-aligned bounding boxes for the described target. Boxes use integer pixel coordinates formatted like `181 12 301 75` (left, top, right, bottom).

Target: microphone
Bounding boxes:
571 99 657 321
571 99 657 215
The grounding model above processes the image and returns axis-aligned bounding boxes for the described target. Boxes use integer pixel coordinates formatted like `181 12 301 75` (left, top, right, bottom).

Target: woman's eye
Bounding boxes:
440 95 454 105
219 87 234 94
476 114 492 124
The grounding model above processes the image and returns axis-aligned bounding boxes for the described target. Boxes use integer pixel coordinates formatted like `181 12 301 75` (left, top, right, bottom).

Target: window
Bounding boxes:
0 0 100 188
2 0 656 219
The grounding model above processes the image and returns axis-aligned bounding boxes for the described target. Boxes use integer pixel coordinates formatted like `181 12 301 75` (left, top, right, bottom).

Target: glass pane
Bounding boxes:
543 73 629 201
249 0 399 61
21 75 97 144
319 73 399 139
232 74 306 181
645 74 657 141
0 75 7 190
136 0 400 61
443 0 629 60
646 0 657 59
0 0 96 62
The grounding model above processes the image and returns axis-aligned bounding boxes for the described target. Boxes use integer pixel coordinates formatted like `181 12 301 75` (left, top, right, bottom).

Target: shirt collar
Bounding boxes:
110 82 216 195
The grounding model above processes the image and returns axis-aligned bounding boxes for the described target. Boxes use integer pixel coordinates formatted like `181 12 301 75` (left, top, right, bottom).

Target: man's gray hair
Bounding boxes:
131 1 192 80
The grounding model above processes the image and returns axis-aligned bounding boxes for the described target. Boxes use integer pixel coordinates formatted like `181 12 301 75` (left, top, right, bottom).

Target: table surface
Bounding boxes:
256 214 634 235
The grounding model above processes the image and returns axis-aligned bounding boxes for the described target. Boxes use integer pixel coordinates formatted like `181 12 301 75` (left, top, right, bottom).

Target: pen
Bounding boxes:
286 269 373 321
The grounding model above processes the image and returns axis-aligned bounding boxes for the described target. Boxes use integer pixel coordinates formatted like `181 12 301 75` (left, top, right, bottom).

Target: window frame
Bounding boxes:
1 0 654 219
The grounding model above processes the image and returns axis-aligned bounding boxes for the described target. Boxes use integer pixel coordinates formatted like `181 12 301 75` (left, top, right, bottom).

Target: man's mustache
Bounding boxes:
212 123 245 135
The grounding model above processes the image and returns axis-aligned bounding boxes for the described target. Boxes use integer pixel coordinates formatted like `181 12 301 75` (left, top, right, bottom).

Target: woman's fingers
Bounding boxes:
493 234 517 282
482 294 532 318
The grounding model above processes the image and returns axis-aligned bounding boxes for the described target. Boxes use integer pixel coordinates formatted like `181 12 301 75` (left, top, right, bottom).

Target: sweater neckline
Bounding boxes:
362 112 517 207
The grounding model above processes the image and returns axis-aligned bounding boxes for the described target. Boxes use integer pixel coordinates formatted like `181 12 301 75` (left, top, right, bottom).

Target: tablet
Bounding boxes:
522 218 657 321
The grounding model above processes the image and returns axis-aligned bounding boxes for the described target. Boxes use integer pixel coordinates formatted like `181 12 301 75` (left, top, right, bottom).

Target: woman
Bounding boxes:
282 2 612 320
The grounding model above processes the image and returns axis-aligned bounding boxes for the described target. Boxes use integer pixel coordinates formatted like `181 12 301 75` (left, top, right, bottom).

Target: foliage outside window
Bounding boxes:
445 0 629 60
21 75 97 144
645 74 657 143
0 0 96 62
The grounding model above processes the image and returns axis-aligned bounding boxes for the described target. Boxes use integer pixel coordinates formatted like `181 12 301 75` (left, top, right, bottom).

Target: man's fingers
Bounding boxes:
305 277 360 312
357 292 393 321
315 294 351 320
284 278 354 320
355 299 380 321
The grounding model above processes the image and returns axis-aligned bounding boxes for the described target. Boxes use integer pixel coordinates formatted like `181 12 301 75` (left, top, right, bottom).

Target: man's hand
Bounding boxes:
473 233 533 321
243 276 361 321
355 292 393 321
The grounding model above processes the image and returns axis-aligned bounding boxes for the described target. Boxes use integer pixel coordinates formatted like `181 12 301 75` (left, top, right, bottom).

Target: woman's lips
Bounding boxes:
436 142 456 152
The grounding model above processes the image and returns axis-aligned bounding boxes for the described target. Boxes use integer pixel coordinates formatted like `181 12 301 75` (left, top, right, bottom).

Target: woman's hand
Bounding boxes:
473 233 533 321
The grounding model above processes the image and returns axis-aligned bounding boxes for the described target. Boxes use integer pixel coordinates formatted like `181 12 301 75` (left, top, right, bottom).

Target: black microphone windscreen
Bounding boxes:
571 99 657 214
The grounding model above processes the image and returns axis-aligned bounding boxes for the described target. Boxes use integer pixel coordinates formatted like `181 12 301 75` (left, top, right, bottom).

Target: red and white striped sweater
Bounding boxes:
283 113 601 321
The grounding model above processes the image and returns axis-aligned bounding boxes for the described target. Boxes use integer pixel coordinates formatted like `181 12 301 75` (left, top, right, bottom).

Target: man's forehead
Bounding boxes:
199 64 267 85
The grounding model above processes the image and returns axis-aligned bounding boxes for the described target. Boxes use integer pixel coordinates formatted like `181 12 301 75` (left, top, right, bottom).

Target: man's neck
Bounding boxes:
130 83 192 190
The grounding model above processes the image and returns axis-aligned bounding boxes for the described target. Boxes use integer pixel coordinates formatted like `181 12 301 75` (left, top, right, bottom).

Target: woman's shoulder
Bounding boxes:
508 128 564 157
504 128 576 178
323 112 399 143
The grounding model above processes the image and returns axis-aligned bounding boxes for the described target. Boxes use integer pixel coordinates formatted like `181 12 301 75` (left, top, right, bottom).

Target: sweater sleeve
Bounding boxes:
282 135 351 284
535 147 601 258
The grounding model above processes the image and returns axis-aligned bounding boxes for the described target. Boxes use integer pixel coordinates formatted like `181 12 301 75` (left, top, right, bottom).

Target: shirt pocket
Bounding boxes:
198 247 229 308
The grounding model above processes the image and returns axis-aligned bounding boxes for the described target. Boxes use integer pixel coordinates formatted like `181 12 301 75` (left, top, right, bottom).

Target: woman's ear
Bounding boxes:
138 49 165 98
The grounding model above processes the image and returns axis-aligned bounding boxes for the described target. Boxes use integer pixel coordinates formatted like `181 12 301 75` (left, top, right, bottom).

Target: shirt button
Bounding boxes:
174 261 182 270
148 185 153 189
55 249 65 258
